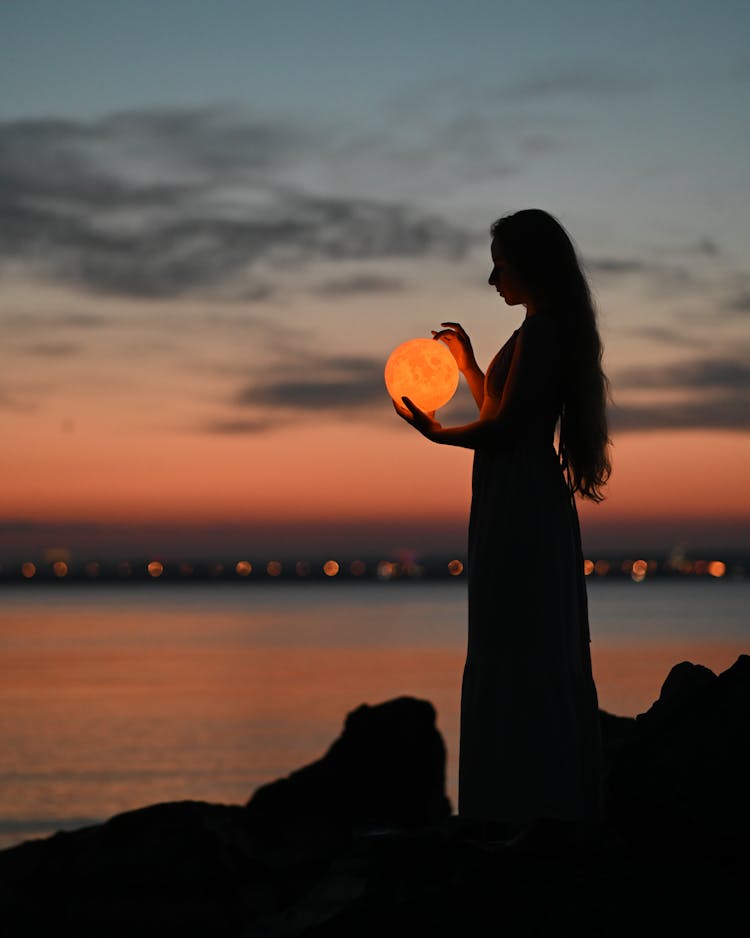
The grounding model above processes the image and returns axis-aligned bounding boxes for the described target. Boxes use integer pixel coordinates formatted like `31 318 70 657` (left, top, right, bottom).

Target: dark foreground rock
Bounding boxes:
605 655 750 847
245 695 451 840
1 663 748 937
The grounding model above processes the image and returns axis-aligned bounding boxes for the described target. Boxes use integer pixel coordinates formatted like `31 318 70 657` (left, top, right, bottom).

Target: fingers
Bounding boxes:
431 329 463 342
392 398 413 420
432 322 469 343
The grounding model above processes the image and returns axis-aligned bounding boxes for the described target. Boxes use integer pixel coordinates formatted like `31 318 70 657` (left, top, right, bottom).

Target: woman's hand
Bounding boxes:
431 321 476 373
393 397 442 441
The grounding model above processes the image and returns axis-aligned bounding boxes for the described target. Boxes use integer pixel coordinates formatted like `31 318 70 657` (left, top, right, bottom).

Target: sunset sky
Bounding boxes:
2 0 749 560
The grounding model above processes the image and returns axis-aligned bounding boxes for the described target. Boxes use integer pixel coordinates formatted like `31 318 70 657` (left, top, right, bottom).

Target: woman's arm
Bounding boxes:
397 317 559 450
395 402 497 450
431 322 485 411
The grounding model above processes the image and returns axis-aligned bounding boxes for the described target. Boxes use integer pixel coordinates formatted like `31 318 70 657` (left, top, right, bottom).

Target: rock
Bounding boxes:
1 672 748 937
605 655 750 847
245 696 452 839
0 696 452 938
638 660 717 727
0 801 275 937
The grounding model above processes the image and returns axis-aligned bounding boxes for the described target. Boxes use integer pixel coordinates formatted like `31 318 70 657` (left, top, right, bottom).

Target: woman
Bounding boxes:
395 208 611 839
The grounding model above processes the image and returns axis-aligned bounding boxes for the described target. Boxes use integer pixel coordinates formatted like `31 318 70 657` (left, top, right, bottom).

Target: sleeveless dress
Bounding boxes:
458 313 602 823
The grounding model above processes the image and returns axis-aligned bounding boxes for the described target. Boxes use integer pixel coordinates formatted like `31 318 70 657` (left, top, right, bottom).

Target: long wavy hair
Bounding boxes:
491 209 611 502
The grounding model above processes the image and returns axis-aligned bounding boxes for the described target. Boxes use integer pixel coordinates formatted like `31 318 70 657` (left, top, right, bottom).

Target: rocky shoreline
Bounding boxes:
1 656 748 936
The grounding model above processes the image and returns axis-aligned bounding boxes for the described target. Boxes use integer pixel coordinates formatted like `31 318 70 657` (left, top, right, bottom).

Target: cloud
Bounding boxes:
729 290 750 313
0 107 472 300
611 353 750 432
586 257 651 275
20 342 81 357
692 237 720 257
512 65 648 98
237 354 384 412
618 356 750 391
631 326 708 349
200 418 277 435
0 386 37 412
313 274 407 297
610 394 750 432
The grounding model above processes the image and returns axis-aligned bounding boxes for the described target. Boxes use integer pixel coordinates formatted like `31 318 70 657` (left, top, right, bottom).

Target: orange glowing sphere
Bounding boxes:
384 338 459 412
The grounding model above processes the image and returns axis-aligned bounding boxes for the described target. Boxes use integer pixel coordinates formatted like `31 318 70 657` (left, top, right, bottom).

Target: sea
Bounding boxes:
1 579 748 851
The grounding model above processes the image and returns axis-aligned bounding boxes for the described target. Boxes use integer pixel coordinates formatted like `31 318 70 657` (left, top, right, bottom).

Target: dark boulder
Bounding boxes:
0 696 452 938
245 696 451 840
0 801 274 937
1 670 749 937
605 654 750 847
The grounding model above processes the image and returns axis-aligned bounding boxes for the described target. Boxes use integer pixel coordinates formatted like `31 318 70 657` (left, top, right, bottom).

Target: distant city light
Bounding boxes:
377 560 395 580
1 551 741 584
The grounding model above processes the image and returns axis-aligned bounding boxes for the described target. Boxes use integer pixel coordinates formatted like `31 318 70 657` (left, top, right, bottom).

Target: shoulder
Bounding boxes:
516 313 562 367
520 311 559 338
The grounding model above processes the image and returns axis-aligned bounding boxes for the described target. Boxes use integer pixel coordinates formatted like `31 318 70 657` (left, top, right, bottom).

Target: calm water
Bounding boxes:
1 579 748 850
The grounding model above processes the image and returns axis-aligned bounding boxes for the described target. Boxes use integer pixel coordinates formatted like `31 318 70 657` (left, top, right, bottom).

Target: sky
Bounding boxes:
2 0 749 561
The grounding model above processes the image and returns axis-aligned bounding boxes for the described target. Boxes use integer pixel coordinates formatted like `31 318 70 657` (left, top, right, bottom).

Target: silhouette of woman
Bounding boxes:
395 209 610 841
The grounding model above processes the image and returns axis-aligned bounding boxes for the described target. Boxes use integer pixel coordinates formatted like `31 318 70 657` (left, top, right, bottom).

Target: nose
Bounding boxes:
488 266 499 286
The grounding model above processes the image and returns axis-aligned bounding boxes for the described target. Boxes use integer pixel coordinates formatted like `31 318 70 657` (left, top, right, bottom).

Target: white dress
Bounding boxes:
458 313 602 823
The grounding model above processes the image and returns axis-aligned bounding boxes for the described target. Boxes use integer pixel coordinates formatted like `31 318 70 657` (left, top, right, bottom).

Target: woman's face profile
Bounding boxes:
488 240 530 309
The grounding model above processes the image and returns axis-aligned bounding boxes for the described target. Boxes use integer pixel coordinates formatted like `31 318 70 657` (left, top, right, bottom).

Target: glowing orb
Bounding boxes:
385 338 459 412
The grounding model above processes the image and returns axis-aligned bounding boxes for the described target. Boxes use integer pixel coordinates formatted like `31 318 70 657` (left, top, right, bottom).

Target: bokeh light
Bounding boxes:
235 560 252 576
267 561 282 577
21 562 36 579
708 560 726 578
147 560 164 578
52 561 69 578
377 560 395 580
323 560 340 577
447 559 464 576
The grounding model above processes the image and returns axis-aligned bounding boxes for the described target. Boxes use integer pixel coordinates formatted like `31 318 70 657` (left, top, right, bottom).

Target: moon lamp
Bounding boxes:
384 338 459 412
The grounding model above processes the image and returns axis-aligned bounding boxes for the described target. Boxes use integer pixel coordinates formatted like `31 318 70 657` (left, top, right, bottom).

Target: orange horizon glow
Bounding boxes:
4 424 749 526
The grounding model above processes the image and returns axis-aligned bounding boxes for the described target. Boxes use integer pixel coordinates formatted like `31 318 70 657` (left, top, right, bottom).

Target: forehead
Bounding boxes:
490 239 507 264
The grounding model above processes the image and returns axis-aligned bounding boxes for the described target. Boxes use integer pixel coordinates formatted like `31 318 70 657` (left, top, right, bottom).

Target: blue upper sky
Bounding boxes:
3 1 748 122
